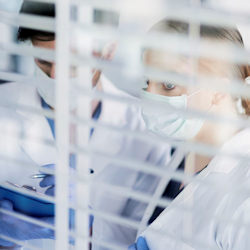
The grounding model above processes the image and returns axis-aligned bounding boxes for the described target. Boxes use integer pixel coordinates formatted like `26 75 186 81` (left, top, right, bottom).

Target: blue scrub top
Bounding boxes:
41 99 102 169
41 99 102 138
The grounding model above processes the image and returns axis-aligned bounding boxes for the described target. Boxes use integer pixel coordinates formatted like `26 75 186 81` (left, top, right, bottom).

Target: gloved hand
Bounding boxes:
39 164 94 230
0 200 54 247
39 164 77 199
39 164 55 197
128 237 149 250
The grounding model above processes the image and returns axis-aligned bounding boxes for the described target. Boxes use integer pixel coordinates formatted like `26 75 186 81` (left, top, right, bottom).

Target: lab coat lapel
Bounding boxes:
16 84 56 166
90 75 128 153
89 76 131 174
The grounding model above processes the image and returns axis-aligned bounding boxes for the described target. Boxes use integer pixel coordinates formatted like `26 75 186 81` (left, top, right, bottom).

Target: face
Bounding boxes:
143 49 233 113
141 48 241 143
32 38 101 86
32 39 56 78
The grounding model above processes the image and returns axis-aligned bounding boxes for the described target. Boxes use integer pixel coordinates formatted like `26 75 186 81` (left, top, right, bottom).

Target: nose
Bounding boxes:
50 63 56 79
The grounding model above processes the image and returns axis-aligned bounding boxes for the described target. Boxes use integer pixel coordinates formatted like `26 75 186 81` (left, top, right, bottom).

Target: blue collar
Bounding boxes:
41 99 102 170
41 99 102 138
41 99 55 138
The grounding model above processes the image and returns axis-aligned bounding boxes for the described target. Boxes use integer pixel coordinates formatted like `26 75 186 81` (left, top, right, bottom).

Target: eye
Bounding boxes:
163 82 175 90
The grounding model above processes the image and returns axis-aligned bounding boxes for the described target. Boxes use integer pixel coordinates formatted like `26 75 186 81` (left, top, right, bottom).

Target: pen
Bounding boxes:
30 173 50 179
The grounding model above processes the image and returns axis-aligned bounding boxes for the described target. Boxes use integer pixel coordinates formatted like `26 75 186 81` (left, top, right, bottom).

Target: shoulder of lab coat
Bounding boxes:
90 76 171 249
0 82 56 189
142 128 250 250
91 75 171 167
97 74 138 126
101 74 137 99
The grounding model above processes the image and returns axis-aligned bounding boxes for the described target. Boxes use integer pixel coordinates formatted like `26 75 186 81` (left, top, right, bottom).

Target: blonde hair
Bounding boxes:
150 20 250 115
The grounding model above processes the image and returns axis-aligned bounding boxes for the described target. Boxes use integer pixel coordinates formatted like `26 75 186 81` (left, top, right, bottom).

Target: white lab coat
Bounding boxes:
89 76 171 249
142 128 250 250
0 77 171 249
0 81 56 188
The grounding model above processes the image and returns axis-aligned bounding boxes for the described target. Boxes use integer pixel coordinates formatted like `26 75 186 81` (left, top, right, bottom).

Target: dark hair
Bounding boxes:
17 0 55 41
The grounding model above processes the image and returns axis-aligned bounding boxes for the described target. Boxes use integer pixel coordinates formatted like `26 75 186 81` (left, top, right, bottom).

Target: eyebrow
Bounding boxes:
32 35 55 42
37 59 52 66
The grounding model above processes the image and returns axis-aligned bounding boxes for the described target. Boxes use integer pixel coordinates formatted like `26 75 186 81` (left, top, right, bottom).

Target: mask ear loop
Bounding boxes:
235 77 250 114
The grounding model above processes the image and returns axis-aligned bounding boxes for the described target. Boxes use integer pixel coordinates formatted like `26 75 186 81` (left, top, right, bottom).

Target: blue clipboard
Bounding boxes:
0 185 54 218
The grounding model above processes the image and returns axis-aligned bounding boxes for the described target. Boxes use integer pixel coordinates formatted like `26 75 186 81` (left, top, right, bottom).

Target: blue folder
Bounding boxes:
0 185 54 217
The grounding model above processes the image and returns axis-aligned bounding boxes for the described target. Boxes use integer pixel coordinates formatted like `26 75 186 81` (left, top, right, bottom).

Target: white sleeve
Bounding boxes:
221 198 250 249
142 172 225 250
214 183 250 249
90 82 171 249
91 166 171 249
90 164 140 249
91 140 171 250
142 164 250 250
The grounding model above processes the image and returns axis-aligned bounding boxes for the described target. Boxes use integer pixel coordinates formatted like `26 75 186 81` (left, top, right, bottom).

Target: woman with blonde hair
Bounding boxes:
130 19 250 250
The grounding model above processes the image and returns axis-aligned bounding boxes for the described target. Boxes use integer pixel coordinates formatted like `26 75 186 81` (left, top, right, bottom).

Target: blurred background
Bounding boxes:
1 0 250 79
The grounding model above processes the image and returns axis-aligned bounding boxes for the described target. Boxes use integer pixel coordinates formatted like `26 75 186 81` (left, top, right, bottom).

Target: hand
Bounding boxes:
39 163 76 197
39 164 94 230
0 200 54 247
39 164 55 196
92 42 117 87
128 237 149 250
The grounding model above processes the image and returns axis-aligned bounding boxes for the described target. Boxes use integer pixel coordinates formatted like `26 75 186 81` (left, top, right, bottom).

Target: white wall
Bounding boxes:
206 0 250 50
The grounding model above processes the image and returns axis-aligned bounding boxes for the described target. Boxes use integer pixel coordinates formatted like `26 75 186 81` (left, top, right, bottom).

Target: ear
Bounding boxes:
245 76 250 85
212 92 227 105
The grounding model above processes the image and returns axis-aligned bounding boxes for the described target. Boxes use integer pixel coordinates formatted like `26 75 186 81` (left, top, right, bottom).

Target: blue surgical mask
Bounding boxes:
141 90 204 140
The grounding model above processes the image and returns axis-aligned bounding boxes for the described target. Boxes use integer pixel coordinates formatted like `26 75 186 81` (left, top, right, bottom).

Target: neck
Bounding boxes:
195 98 240 146
187 98 240 174
195 119 240 147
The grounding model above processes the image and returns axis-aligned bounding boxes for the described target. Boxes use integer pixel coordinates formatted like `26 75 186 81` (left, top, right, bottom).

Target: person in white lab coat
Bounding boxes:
0 1 172 248
130 19 250 250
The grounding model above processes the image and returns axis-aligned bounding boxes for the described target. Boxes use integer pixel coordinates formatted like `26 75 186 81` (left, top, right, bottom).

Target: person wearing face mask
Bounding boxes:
0 1 173 249
129 19 250 250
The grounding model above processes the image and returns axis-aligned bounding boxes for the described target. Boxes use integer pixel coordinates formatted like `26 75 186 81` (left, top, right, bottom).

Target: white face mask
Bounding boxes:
34 65 93 110
34 65 56 108
141 90 204 140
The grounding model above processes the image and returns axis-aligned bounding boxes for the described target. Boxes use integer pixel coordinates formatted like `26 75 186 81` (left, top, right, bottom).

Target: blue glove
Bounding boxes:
39 164 94 230
39 164 55 197
128 237 150 250
40 175 55 196
0 200 54 247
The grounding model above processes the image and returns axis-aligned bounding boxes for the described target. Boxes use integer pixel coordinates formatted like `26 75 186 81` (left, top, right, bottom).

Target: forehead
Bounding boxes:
143 49 233 78
144 49 191 75
32 39 55 49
